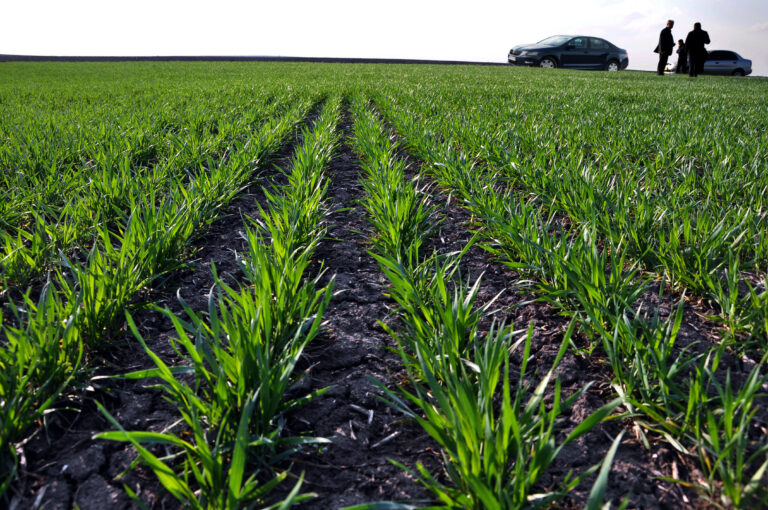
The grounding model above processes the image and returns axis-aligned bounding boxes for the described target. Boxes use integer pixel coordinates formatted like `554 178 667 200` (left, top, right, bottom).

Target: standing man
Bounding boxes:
655 19 675 75
675 39 688 73
685 22 711 77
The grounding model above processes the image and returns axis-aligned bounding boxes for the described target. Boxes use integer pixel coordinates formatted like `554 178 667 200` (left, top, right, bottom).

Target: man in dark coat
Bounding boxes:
675 39 688 73
685 22 711 77
655 19 675 75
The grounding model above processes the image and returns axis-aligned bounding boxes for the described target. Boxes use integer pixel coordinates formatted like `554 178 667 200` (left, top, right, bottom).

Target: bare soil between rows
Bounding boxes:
7 110 758 510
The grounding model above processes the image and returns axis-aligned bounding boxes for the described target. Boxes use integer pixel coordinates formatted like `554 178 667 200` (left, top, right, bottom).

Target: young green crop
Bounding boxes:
0 85 318 502
370 83 768 350
0 282 82 495
95 97 343 508
350 94 622 508
371 81 768 507
2 61 767 507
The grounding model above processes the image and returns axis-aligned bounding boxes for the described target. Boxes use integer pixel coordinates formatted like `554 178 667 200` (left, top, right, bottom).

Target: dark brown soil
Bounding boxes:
6 107 760 510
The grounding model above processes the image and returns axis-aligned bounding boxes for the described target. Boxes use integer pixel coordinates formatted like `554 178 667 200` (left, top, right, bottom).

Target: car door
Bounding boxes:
560 37 590 68
716 51 739 74
588 38 611 69
704 51 735 75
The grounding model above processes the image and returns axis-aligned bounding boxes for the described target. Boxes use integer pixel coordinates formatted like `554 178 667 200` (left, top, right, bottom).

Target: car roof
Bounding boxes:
556 35 615 43
557 35 607 39
708 49 744 57
532 35 621 48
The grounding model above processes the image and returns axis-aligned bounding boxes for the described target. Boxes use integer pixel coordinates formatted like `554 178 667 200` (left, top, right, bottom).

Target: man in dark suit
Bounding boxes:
655 19 675 75
685 22 711 77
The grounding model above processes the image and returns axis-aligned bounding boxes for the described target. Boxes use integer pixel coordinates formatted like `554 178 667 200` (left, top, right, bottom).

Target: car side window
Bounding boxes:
589 38 609 49
723 51 737 60
570 38 587 49
707 51 725 60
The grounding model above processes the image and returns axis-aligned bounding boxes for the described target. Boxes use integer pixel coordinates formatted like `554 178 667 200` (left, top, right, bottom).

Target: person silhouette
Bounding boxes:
655 19 675 75
685 22 710 77
675 39 688 73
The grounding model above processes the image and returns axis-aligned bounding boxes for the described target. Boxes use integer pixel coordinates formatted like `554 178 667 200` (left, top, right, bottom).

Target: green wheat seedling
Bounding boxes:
0 282 82 496
380 321 621 509
350 97 440 263
372 89 730 502
351 93 622 508
371 80 768 508
0 93 309 295
373 87 768 350
254 108 340 255
700 254 768 348
51 94 315 347
0 90 318 502
3 60 768 507
94 98 342 508
220 234 335 427
372 250 491 361
679 349 768 508
0 201 89 290
96 315 322 509
360 164 440 263
392 110 764 502
1 214 57 289
602 294 703 446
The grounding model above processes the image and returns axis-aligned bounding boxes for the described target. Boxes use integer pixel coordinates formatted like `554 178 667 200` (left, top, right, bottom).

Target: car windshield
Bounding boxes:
537 35 571 46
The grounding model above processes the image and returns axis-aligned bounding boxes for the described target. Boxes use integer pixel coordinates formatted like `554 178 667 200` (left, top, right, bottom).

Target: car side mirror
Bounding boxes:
565 44 575 50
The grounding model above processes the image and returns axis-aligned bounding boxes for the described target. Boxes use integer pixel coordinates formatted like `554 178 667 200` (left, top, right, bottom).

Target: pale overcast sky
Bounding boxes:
2 0 767 75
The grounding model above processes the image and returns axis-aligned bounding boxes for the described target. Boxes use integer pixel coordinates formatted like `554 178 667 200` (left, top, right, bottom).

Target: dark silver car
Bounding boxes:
703 50 752 76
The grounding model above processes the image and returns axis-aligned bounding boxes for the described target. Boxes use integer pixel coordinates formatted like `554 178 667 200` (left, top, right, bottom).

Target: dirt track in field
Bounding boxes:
10 106 757 509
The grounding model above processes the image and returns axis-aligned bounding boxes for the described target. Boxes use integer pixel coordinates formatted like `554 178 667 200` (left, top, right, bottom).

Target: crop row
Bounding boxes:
348 95 625 508
0 93 316 499
371 91 768 507
96 97 343 508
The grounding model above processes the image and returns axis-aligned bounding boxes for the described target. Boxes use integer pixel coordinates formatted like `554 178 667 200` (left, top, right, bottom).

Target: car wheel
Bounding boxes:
606 60 620 71
731 69 745 76
539 57 557 69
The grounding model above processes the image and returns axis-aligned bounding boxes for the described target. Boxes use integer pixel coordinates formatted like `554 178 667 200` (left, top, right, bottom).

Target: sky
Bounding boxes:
2 0 767 75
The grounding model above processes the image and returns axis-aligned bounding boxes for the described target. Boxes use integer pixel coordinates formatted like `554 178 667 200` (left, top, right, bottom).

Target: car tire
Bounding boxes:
539 57 557 69
731 69 745 76
605 60 620 71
